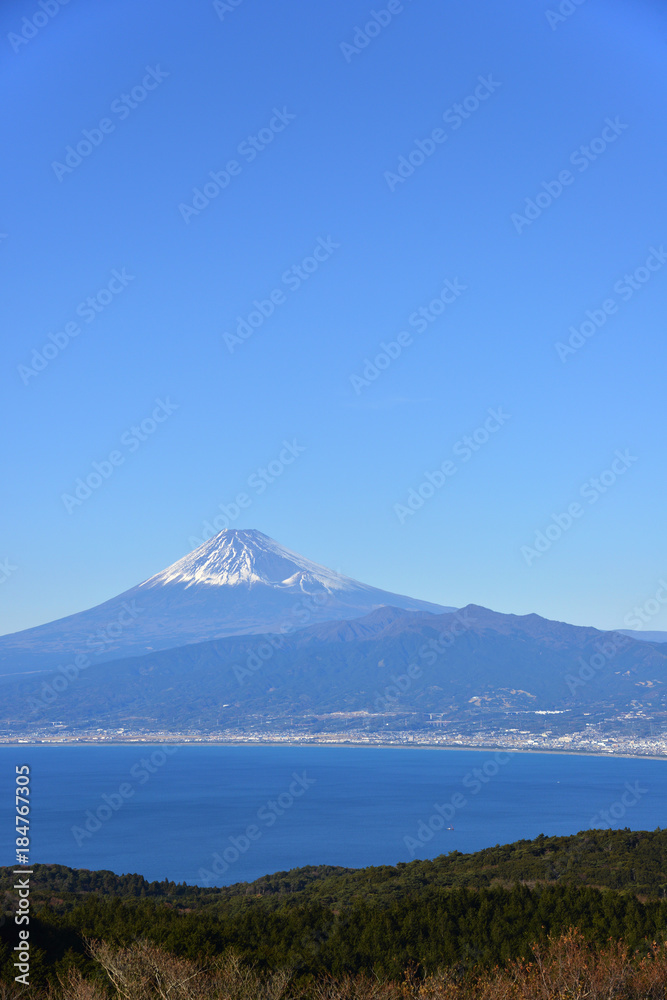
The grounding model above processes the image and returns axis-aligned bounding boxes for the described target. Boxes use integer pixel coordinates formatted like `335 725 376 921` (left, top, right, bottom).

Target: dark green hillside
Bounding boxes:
4 827 665 911
2 828 667 989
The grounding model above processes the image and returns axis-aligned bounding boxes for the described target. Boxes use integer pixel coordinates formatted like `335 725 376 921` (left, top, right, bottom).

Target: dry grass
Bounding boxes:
18 930 667 999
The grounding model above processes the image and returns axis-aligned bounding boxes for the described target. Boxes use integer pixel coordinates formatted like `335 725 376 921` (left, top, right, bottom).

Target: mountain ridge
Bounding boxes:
0 529 454 675
8 600 667 731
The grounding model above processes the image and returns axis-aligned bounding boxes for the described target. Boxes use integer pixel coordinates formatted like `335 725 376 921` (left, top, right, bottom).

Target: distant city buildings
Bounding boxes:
2 723 666 758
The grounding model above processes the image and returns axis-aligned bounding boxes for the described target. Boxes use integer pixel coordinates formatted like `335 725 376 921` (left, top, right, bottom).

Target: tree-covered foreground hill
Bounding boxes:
1 828 667 994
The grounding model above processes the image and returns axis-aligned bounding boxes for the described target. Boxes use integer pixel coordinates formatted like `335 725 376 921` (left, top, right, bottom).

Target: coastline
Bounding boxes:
2 739 666 762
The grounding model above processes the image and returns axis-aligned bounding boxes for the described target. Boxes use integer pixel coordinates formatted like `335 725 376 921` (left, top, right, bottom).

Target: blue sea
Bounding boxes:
2 745 665 886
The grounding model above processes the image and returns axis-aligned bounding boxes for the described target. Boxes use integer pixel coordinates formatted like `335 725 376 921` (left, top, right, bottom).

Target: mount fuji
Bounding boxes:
0 529 454 676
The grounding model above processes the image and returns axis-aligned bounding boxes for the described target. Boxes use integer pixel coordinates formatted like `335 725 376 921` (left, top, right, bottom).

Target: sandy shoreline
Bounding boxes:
2 740 666 761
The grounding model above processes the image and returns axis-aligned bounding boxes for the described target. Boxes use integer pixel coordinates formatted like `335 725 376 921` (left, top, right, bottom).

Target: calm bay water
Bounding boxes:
2 745 665 886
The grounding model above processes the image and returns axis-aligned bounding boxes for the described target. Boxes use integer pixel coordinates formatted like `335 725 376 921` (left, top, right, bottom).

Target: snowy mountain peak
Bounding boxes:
0 528 454 675
141 529 351 593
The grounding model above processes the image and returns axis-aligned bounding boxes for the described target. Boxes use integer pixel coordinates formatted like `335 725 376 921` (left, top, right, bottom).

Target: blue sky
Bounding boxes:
2 0 666 635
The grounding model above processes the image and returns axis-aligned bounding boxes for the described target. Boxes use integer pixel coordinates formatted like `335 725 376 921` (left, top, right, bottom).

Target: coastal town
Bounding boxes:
4 722 667 758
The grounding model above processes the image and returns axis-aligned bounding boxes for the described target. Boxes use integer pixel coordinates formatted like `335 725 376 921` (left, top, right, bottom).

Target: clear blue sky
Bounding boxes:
2 0 666 635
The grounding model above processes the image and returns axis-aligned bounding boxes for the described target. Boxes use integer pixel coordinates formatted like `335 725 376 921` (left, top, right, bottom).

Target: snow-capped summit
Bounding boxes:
0 529 454 675
143 529 350 592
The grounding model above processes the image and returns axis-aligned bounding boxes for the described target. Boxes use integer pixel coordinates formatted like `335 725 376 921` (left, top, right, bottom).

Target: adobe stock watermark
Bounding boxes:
213 0 246 20
8 0 71 54
565 630 631 696
521 449 638 566
403 752 511 857
339 0 413 62
61 397 179 514
179 107 295 224
394 407 510 524
373 608 476 711
18 269 135 385
349 277 467 394
233 591 336 685
555 247 667 362
624 579 667 631
589 781 648 830
197 771 316 885
545 0 587 31
0 559 17 585
27 601 143 712
223 236 340 353
565 580 667 697
188 439 306 547
71 745 178 846
384 75 501 192
511 117 628 234
52 67 169 181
